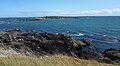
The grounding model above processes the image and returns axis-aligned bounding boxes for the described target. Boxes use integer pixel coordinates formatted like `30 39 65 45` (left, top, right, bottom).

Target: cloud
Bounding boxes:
19 8 120 16
60 8 120 16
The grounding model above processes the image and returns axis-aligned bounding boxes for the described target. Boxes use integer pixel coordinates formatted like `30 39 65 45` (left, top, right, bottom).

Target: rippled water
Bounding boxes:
0 16 120 52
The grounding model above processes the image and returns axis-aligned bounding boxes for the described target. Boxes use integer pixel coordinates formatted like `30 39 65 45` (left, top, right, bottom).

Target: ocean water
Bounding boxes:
0 16 120 52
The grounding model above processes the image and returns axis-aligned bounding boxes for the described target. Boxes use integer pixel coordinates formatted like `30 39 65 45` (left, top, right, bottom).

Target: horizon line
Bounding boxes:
0 15 120 18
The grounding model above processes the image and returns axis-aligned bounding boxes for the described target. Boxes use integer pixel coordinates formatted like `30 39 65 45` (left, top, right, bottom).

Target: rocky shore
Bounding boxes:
0 30 120 64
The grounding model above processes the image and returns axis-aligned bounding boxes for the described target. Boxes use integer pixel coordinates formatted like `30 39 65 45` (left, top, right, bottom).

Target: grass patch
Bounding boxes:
0 55 116 66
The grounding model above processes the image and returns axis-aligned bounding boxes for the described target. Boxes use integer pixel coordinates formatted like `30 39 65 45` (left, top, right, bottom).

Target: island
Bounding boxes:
0 16 84 22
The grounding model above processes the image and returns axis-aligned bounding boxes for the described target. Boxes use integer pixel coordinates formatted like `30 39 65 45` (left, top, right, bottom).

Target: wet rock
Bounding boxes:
82 39 92 45
14 28 22 32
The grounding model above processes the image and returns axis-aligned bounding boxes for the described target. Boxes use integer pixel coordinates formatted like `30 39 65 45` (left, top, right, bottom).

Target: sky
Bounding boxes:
0 0 120 17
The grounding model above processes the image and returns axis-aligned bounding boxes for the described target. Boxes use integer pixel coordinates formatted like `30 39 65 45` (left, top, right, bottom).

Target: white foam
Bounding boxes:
67 31 70 32
78 33 84 36
56 33 59 34
70 33 84 36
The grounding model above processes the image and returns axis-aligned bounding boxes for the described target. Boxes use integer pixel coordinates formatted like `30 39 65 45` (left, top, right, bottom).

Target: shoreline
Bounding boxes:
0 29 120 64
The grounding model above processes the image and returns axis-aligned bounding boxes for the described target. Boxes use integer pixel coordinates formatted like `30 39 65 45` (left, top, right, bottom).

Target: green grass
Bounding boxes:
0 55 116 66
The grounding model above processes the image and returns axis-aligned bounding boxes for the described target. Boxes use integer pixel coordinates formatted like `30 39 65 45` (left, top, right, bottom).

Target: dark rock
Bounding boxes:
78 50 115 63
3 34 13 42
104 48 117 53
103 48 120 61
0 30 83 56
0 36 2 42
78 50 103 60
14 28 22 32
118 49 120 52
117 39 120 42
99 58 113 64
82 39 92 45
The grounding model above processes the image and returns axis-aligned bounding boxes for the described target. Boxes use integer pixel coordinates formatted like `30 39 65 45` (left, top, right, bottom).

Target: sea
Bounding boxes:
0 16 120 52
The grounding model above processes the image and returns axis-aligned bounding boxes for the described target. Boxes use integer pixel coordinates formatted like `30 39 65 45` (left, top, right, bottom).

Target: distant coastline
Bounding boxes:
1 16 120 22
0 16 81 22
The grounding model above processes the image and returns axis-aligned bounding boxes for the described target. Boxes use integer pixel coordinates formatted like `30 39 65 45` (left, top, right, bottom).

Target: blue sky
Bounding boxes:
0 0 120 17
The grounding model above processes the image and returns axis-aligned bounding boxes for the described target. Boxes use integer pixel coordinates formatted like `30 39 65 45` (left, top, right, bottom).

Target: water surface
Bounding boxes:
0 16 120 52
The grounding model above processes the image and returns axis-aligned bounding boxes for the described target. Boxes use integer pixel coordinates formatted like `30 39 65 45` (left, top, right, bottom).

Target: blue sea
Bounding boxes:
0 16 120 52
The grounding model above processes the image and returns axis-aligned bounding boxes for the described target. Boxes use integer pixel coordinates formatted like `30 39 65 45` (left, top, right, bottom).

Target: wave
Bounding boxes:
0 22 4 24
70 33 84 36
78 33 84 36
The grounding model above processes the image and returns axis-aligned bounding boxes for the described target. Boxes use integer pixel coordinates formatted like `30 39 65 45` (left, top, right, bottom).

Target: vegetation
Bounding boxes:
0 16 80 22
44 16 77 19
0 55 115 66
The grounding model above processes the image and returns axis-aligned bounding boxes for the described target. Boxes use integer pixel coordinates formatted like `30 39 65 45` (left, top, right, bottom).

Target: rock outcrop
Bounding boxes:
103 48 120 62
0 30 83 56
82 39 92 45
0 30 120 64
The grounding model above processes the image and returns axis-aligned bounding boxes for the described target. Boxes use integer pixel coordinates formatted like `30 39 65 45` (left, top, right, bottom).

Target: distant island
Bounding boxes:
0 16 83 22
43 16 80 19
